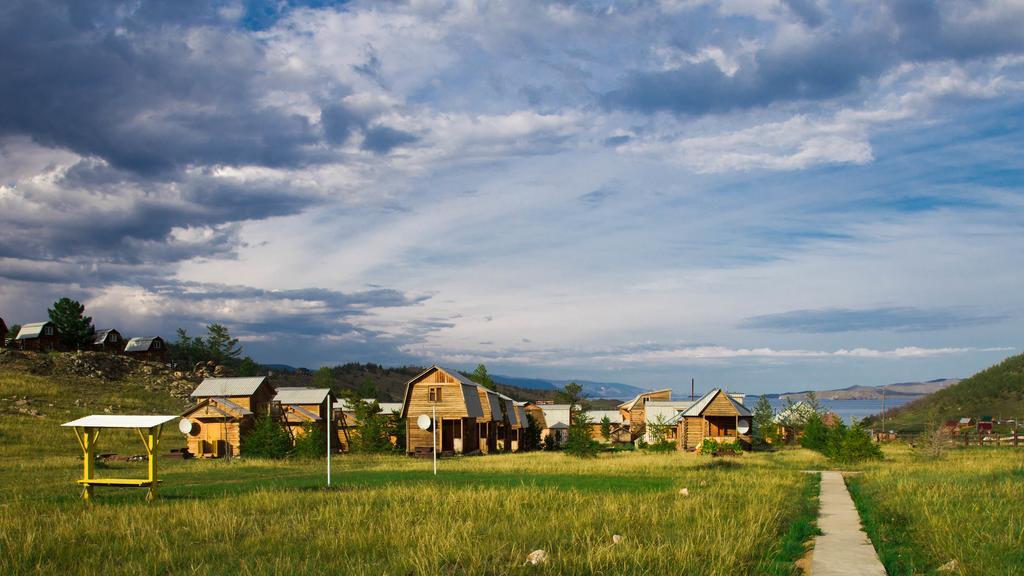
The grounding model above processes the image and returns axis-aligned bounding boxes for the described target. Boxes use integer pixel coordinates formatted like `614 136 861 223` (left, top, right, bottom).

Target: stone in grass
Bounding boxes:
612 534 623 544
525 550 548 566
678 488 689 496
937 559 959 573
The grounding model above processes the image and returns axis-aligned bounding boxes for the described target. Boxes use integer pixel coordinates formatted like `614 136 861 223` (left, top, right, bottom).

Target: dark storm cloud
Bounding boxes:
604 1 1024 115
739 307 1003 333
361 126 419 154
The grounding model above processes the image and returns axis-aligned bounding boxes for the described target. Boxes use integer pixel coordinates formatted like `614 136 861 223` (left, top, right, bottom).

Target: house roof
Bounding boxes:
378 402 403 413
93 329 119 345
211 396 253 416
180 397 252 420
62 414 178 429
515 405 529 427
274 387 331 405
16 322 51 340
124 336 161 352
484 389 503 419
399 365 493 419
682 389 752 417
618 388 673 411
191 377 268 398
586 410 623 423
539 404 571 429
502 396 518 426
288 405 321 422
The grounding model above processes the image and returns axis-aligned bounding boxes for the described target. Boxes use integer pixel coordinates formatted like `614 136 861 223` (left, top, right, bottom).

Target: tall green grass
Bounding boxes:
848 447 1024 575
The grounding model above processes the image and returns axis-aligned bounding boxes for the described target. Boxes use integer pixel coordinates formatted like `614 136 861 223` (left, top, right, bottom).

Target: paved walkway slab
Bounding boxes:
810 471 887 576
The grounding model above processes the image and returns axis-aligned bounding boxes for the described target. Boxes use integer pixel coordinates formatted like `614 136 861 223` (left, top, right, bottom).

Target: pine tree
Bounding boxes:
600 416 612 442
240 415 292 459
47 298 94 349
204 323 241 363
470 364 496 390
751 395 776 449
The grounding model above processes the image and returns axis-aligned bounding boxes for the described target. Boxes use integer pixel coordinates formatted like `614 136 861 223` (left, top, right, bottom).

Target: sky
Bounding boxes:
1 0 1023 394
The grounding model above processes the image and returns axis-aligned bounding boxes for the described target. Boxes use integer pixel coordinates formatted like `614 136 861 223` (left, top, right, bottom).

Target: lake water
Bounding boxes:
766 396 916 424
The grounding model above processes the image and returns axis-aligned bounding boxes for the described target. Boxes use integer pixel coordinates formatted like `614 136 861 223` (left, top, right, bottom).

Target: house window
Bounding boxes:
152 340 161 349
110 334 118 342
44 326 53 336
454 422 462 439
428 387 442 402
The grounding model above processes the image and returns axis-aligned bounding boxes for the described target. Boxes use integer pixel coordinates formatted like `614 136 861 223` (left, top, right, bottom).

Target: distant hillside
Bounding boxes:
491 374 645 399
779 378 960 401
863 352 1024 432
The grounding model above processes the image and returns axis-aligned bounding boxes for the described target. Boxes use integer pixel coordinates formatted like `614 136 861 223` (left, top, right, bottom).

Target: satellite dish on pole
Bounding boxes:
737 419 751 435
417 414 433 431
178 418 197 435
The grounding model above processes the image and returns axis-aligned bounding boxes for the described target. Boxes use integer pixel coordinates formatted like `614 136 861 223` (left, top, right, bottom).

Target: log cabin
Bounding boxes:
123 336 168 362
91 329 125 353
676 389 752 451
14 321 60 351
536 403 571 447
273 387 333 447
181 377 275 457
618 389 672 442
400 365 484 456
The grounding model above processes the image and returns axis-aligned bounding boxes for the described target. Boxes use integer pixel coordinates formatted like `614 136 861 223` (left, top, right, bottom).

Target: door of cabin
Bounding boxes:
441 419 455 452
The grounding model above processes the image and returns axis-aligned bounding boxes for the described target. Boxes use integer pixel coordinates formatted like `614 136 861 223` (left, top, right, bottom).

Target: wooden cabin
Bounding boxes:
273 387 333 447
400 366 484 456
676 389 752 451
587 410 629 443
181 377 275 457
537 404 570 447
618 389 672 442
123 336 168 362
14 321 60 351
644 401 696 444
91 329 125 353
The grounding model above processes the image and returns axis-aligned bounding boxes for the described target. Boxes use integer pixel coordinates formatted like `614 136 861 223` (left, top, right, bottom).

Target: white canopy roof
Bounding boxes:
62 415 179 428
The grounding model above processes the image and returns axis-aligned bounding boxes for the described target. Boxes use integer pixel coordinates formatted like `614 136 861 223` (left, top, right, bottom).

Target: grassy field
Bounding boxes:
848 445 1024 576
0 364 825 575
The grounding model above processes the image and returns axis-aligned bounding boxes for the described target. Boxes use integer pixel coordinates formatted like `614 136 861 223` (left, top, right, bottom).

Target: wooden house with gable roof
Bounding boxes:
618 388 672 442
181 377 275 457
273 387 334 446
14 321 60 351
123 336 167 362
91 329 125 353
400 365 484 456
676 388 752 451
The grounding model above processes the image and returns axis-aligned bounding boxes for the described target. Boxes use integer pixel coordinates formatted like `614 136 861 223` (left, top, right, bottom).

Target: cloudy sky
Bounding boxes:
2 0 1023 394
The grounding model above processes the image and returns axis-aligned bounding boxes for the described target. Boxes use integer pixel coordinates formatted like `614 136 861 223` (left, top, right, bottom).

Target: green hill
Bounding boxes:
865 351 1024 433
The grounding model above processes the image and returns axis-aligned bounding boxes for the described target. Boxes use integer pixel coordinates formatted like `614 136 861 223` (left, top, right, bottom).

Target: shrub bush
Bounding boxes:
565 411 601 458
292 423 326 459
240 415 292 459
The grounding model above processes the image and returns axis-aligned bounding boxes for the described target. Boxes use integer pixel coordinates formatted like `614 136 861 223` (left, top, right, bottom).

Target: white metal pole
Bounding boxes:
327 395 332 487
433 404 437 476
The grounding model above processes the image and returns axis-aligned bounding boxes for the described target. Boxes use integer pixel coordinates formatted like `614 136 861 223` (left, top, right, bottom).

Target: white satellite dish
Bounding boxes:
737 419 751 435
178 418 197 435
417 414 433 431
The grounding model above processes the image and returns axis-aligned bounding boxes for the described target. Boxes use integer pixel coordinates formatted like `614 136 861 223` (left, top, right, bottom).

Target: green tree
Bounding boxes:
292 423 327 458
751 394 776 449
599 416 612 442
236 357 261 377
800 412 829 451
469 364 496 390
385 407 405 453
240 415 292 459
5 324 20 342
204 323 241 363
312 366 335 389
342 390 393 453
47 297 95 349
555 382 590 412
565 410 600 458
525 413 542 450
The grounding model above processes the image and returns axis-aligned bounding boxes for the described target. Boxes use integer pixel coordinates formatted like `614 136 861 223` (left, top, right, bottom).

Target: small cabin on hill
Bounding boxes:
181 377 275 457
400 365 484 455
124 336 167 362
677 389 752 451
91 329 125 353
273 387 333 446
15 321 60 351
619 389 672 442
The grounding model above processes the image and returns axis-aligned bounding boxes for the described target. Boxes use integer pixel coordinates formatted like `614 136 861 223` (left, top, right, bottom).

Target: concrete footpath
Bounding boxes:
810 471 887 576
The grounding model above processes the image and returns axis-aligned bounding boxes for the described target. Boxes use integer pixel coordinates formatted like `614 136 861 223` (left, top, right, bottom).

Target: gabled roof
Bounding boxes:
180 397 252 420
483 389 503 419
682 388 751 417
539 404 571 429
515 404 529 427
274 387 331 405
399 365 490 419
124 336 162 352
92 329 120 345
619 388 673 411
191 377 269 398
16 322 52 340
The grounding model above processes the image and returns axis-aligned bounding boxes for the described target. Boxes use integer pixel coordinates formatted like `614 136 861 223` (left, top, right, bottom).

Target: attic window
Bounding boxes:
110 334 118 342
428 387 442 402
44 326 54 336
152 340 162 349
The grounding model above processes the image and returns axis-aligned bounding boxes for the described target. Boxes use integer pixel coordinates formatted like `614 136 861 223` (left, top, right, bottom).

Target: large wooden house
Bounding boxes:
400 365 485 455
91 329 125 353
618 389 672 442
675 389 752 451
14 322 60 351
273 387 333 447
123 336 167 362
180 377 275 457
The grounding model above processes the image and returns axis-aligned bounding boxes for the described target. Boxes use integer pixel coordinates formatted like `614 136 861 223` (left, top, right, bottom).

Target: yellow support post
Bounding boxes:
82 427 96 501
